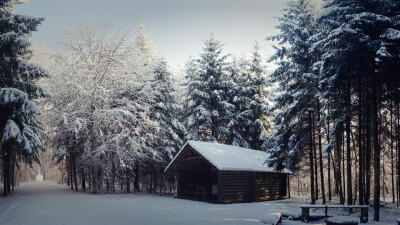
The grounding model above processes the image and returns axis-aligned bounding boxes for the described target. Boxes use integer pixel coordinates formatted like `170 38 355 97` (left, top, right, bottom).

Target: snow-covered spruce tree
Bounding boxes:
0 0 50 196
317 0 400 219
131 24 155 66
226 55 252 148
110 48 162 193
183 34 235 143
123 56 185 194
120 24 165 193
226 48 269 150
152 57 184 161
267 0 320 204
246 43 270 150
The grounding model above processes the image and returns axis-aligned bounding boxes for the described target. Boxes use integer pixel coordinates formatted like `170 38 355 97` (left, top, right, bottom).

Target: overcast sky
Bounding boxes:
15 0 288 69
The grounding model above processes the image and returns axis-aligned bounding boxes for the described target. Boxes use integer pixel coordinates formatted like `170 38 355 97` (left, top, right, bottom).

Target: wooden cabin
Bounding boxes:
164 141 290 204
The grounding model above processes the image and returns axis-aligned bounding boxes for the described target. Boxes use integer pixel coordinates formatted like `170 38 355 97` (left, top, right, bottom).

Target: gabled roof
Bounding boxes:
165 141 285 173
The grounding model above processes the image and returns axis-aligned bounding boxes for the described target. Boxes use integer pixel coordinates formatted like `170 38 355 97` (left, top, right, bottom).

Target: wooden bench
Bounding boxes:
300 204 369 224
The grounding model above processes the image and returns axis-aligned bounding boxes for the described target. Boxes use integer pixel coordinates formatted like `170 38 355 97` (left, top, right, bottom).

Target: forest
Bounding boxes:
0 0 400 223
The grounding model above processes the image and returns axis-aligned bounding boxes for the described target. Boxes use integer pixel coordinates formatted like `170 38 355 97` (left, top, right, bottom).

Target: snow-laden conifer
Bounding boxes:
0 0 50 195
183 34 235 143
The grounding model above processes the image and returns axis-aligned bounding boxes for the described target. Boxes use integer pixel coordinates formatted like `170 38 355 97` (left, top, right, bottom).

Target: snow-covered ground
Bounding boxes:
0 181 397 225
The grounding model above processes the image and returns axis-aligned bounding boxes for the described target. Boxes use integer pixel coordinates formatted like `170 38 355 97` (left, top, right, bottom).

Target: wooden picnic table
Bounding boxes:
300 204 369 223
193 186 208 200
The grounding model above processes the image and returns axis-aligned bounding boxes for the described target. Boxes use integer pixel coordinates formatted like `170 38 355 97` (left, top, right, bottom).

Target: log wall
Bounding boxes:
219 171 288 203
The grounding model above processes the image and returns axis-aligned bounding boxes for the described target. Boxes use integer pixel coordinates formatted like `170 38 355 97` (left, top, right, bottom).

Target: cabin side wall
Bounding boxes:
218 171 287 203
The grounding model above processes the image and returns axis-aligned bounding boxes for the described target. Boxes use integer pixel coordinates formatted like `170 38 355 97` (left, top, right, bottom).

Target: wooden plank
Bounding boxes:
218 171 222 203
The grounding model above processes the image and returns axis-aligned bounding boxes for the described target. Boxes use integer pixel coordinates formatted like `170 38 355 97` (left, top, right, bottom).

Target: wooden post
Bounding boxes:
301 207 310 223
217 171 222 203
288 175 291 198
360 207 368 223
324 205 328 222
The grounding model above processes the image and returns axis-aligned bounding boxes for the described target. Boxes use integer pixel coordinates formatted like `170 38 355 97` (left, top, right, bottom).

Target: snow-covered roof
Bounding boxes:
165 141 286 173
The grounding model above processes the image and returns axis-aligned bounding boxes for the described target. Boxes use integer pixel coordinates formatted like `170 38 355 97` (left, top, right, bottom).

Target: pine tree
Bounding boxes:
226 55 252 148
152 57 185 160
0 0 50 196
267 0 320 204
132 24 155 66
317 0 400 218
227 44 270 150
183 34 235 143
247 43 270 150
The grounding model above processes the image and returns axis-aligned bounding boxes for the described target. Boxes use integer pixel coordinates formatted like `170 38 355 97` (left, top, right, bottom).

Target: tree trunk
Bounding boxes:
67 157 70 187
3 150 8 196
335 123 344 204
112 160 116 193
92 169 97 194
342 131 346 204
365 91 371 205
317 100 326 204
73 153 78 192
327 117 332 201
328 152 332 201
372 74 380 221
358 79 364 205
97 168 102 192
69 155 74 190
134 164 140 192
11 151 15 191
313 120 319 201
346 90 352 205
126 169 130 194
397 100 400 207
106 179 110 193
390 99 395 203
309 112 315 204
81 169 86 192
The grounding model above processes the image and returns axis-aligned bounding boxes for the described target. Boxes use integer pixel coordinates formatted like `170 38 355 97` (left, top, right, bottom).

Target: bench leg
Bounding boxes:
301 208 310 223
360 208 368 223
324 206 328 222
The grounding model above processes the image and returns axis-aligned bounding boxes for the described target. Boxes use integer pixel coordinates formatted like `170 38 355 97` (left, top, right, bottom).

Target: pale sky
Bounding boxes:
15 0 288 69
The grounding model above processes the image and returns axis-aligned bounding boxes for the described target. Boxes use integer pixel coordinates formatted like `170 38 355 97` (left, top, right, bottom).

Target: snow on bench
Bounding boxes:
260 211 282 225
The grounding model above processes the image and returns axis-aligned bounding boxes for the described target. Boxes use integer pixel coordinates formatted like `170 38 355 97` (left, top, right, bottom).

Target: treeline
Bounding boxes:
36 24 270 195
45 24 184 194
2 0 399 222
1 0 271 196
267 0 400 221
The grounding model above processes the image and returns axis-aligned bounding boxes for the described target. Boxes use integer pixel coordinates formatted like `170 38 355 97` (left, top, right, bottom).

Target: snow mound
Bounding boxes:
326 216 359 223
260 211 282 225
35 170 44 181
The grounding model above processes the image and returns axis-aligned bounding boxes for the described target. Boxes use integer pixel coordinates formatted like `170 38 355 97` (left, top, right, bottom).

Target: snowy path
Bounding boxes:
0 181 357 225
